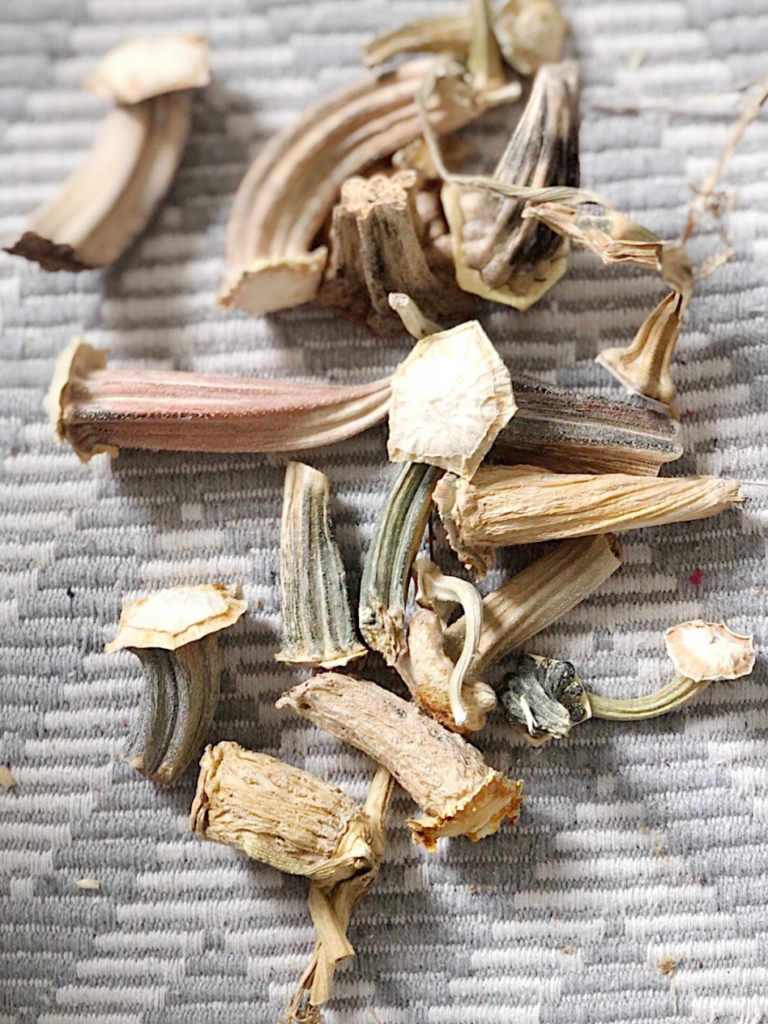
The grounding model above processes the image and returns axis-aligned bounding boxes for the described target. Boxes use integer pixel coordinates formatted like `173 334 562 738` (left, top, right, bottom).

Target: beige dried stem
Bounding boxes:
106 584 246 784
364 0 567 78
46 338 392 462
597 291 687 418
587 620 755 720
219 56 504 316
395 559 496 732
277 672 523 850
285 767 395 1016
387 319 516 478
4 36 208 271
444 534 622 677
434 465 742 576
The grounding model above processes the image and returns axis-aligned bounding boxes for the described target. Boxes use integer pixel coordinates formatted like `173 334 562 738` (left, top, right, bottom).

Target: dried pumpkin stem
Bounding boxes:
106 584 246 785
493 373 683 476
277 462 366 669
586 676 712 721
358 461 442 664
434 465 742 575
46 338 391 462
277 672 523 850
445 534 622 675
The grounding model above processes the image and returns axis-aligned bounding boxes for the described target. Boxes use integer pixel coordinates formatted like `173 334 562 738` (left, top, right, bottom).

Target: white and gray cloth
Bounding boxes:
1 1 767 1022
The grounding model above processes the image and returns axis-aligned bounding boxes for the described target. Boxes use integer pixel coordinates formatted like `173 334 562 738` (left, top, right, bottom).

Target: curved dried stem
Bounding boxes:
219 58 494 315
5 35 207 271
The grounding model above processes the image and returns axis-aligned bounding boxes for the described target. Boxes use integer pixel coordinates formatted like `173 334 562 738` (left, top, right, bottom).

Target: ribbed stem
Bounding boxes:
587 675 711 721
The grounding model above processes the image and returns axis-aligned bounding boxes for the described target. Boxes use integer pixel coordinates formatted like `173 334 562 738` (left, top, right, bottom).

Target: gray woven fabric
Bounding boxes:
1 2 767 1022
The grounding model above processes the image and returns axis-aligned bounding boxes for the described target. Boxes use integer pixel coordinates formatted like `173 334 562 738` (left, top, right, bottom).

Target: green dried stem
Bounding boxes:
277 462 366 669
586 676 712 721
106 584 246 785
358 461 442 664
445 534 622 674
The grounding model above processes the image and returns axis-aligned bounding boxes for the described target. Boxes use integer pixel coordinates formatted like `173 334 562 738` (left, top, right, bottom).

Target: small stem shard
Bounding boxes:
277 462 366 670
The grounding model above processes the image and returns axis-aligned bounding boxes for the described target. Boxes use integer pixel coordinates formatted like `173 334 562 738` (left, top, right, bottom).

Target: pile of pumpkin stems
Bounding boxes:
9 2 766 1022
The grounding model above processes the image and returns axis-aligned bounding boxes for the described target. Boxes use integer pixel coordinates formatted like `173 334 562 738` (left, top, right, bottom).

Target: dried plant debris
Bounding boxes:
364 0 567 78
277 672 523 850
664 620 755 682
395 559 495 733
106 584 246 785
277 462 366 669
524 202 693 296
75 878 101 890
597 291 687 417
0 765 17 790
192 741 373 884
434 465 742 575
358 461 442 665
445 534 622 675
492 373 683 476
442 61 580 310
193 745 393 1014
499 654 591 744
287 767 394 1014
46 338 392 462
219 58 497 315
317 171 471 335
4 36 208 272
388 320 516 478
82 35 210 103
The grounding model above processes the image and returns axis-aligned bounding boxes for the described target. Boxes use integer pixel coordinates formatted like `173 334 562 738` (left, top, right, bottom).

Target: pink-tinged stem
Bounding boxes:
47 339 391 462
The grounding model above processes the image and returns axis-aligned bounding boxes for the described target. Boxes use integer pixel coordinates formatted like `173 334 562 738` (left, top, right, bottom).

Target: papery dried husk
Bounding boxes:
664 620 755 682
277 672 523 850
363 0 567 77
388 320 516 478
434 465 742 576
82 34 210 103
524 202 694 296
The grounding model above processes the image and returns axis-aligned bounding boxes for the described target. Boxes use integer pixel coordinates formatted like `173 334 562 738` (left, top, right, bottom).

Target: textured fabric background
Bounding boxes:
1 2 768 1022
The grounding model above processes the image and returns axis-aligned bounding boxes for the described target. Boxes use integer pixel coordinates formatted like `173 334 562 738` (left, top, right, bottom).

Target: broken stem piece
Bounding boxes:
445 534 622 675
4 36 208 271
492 372 683 476
434 465 742 575
46 338 392 462
277 672 523 850
597 292 687 417
363 0 567 77
586 676 712 721
358 461 442 664
220 58 498 315
442 61 580 310
277 462 366 669
106 584 246 784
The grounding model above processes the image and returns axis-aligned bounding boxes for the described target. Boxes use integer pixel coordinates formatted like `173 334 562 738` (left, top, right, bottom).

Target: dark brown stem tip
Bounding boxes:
44 337 114 462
